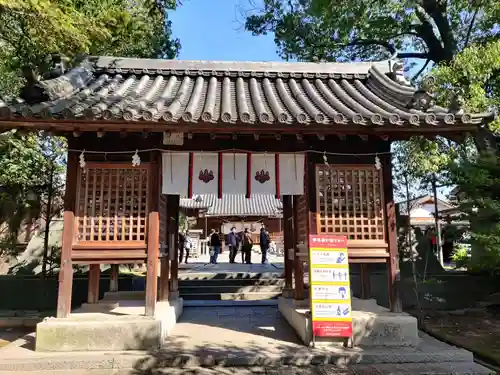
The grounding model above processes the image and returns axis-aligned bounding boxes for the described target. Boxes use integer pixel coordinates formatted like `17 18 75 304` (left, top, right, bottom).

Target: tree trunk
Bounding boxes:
41 165 54 279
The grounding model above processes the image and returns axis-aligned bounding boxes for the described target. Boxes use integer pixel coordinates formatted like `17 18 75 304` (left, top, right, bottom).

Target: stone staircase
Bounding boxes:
179 272 285 303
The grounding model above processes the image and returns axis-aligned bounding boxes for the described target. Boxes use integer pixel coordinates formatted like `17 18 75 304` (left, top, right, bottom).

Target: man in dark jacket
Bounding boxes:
209 229 221 264
227 227 239 263
259 227 271 264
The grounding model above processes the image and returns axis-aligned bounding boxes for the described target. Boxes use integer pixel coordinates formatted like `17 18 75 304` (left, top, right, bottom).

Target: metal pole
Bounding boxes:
432 175 443 266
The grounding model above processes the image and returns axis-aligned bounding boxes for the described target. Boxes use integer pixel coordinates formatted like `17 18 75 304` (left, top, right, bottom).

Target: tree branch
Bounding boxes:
464 8 479 48
341 39 429 59
412 59 431 82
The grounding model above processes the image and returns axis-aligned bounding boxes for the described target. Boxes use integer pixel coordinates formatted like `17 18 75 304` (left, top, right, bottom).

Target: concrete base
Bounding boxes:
281 288 294 298
155 298 184 345
279 297 420 348
35 298 184 352
35 313 162 352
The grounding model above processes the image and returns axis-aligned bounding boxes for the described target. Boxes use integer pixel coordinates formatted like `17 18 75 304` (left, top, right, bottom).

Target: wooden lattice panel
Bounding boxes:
75 164 150 243
316 165 385 241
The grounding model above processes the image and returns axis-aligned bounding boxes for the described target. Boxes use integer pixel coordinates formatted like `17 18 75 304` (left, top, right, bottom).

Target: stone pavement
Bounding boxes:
177 248 284 276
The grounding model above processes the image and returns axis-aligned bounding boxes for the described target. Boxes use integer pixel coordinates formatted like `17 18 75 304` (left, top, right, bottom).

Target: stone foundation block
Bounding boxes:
279 297 420 348
35 314 162 352
155 298 184 344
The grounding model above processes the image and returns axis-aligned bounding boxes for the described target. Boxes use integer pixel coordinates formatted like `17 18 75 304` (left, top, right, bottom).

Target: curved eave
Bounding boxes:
0 58 493 129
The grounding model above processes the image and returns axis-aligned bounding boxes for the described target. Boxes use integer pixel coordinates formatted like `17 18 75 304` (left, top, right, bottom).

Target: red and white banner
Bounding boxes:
162 152 189 196
161 152 305 197
191 152 220 196
222 153 247 194
279 153 305 195
250 153 277 196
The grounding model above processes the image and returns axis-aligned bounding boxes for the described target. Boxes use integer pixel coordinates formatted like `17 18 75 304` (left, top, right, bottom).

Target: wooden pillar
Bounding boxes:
145 152 160 317
110 264 119 293
383 153 402 313
56 151 78 318
292 195 305 300
360 264 371 299
87 265 100 303
168 195 180 299
159 196 170 301
282 195 294 295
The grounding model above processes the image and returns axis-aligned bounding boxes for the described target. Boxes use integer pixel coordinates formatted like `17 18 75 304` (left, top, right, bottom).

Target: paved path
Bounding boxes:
166 305 301 359
178 249 284 276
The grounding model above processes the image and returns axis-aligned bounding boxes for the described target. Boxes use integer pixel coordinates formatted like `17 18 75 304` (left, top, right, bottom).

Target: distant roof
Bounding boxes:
396 194 455 216
179 194 283 217
0 55 492 129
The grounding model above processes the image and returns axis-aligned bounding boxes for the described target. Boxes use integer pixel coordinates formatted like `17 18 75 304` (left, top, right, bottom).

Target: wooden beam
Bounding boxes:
87 264 100 303
56 151 78 318
145 151 161 317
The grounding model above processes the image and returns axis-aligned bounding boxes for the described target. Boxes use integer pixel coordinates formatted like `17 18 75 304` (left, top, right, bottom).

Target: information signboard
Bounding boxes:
309 234 352 338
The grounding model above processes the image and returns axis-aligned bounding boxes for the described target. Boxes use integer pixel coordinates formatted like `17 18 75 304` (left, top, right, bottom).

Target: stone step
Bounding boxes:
179 285 283 294
178 272 283 281
183 299 279 307
179 278 286 287
181 291 282 300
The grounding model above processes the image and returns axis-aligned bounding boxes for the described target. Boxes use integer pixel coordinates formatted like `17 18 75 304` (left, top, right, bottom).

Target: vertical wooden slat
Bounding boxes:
74 166 82 242
353 170 358 238
98 169 105 240
169 194 181 298
57 151 78 318
129 171 135 240
83 167 89 240
137 170 143 240
106 168 112 241
114 169 120 240
121 173 127 240
90 169 97 240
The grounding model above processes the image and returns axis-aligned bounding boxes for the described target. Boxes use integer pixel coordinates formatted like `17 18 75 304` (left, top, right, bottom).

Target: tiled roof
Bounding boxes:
179 194 282 217
0 56 491 128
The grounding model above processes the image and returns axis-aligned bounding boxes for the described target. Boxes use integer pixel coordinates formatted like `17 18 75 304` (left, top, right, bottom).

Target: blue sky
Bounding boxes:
170 0 281 61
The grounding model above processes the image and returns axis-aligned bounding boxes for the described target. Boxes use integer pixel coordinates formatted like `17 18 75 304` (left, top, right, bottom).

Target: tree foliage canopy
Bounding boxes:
244 0 499 65
0 0 180 96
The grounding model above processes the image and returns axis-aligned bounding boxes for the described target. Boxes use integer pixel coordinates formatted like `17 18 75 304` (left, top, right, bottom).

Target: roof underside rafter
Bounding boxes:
0 56 493 132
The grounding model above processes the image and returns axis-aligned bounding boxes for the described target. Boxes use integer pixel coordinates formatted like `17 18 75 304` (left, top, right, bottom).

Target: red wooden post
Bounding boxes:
168 195 180 299
87 264 100 304
145 152 160 317
159 196 170 301
292 195 305 300
383 154 402 313
56 151 78 318
360 263 371 299
110 264 119 293
282 195 294 295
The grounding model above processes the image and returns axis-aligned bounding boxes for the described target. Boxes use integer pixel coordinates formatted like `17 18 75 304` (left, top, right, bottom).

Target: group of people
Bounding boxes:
178 226 272 265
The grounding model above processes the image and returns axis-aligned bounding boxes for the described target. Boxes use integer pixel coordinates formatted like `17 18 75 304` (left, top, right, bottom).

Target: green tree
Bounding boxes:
0 0 181 262
244 0 498 68
0 0 180 96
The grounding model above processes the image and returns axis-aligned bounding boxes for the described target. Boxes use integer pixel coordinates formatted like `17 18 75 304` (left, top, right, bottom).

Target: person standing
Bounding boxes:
242 228 253 264
178 231 186 264
210 228 221 264
259 227 270 264
227 226 239 264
